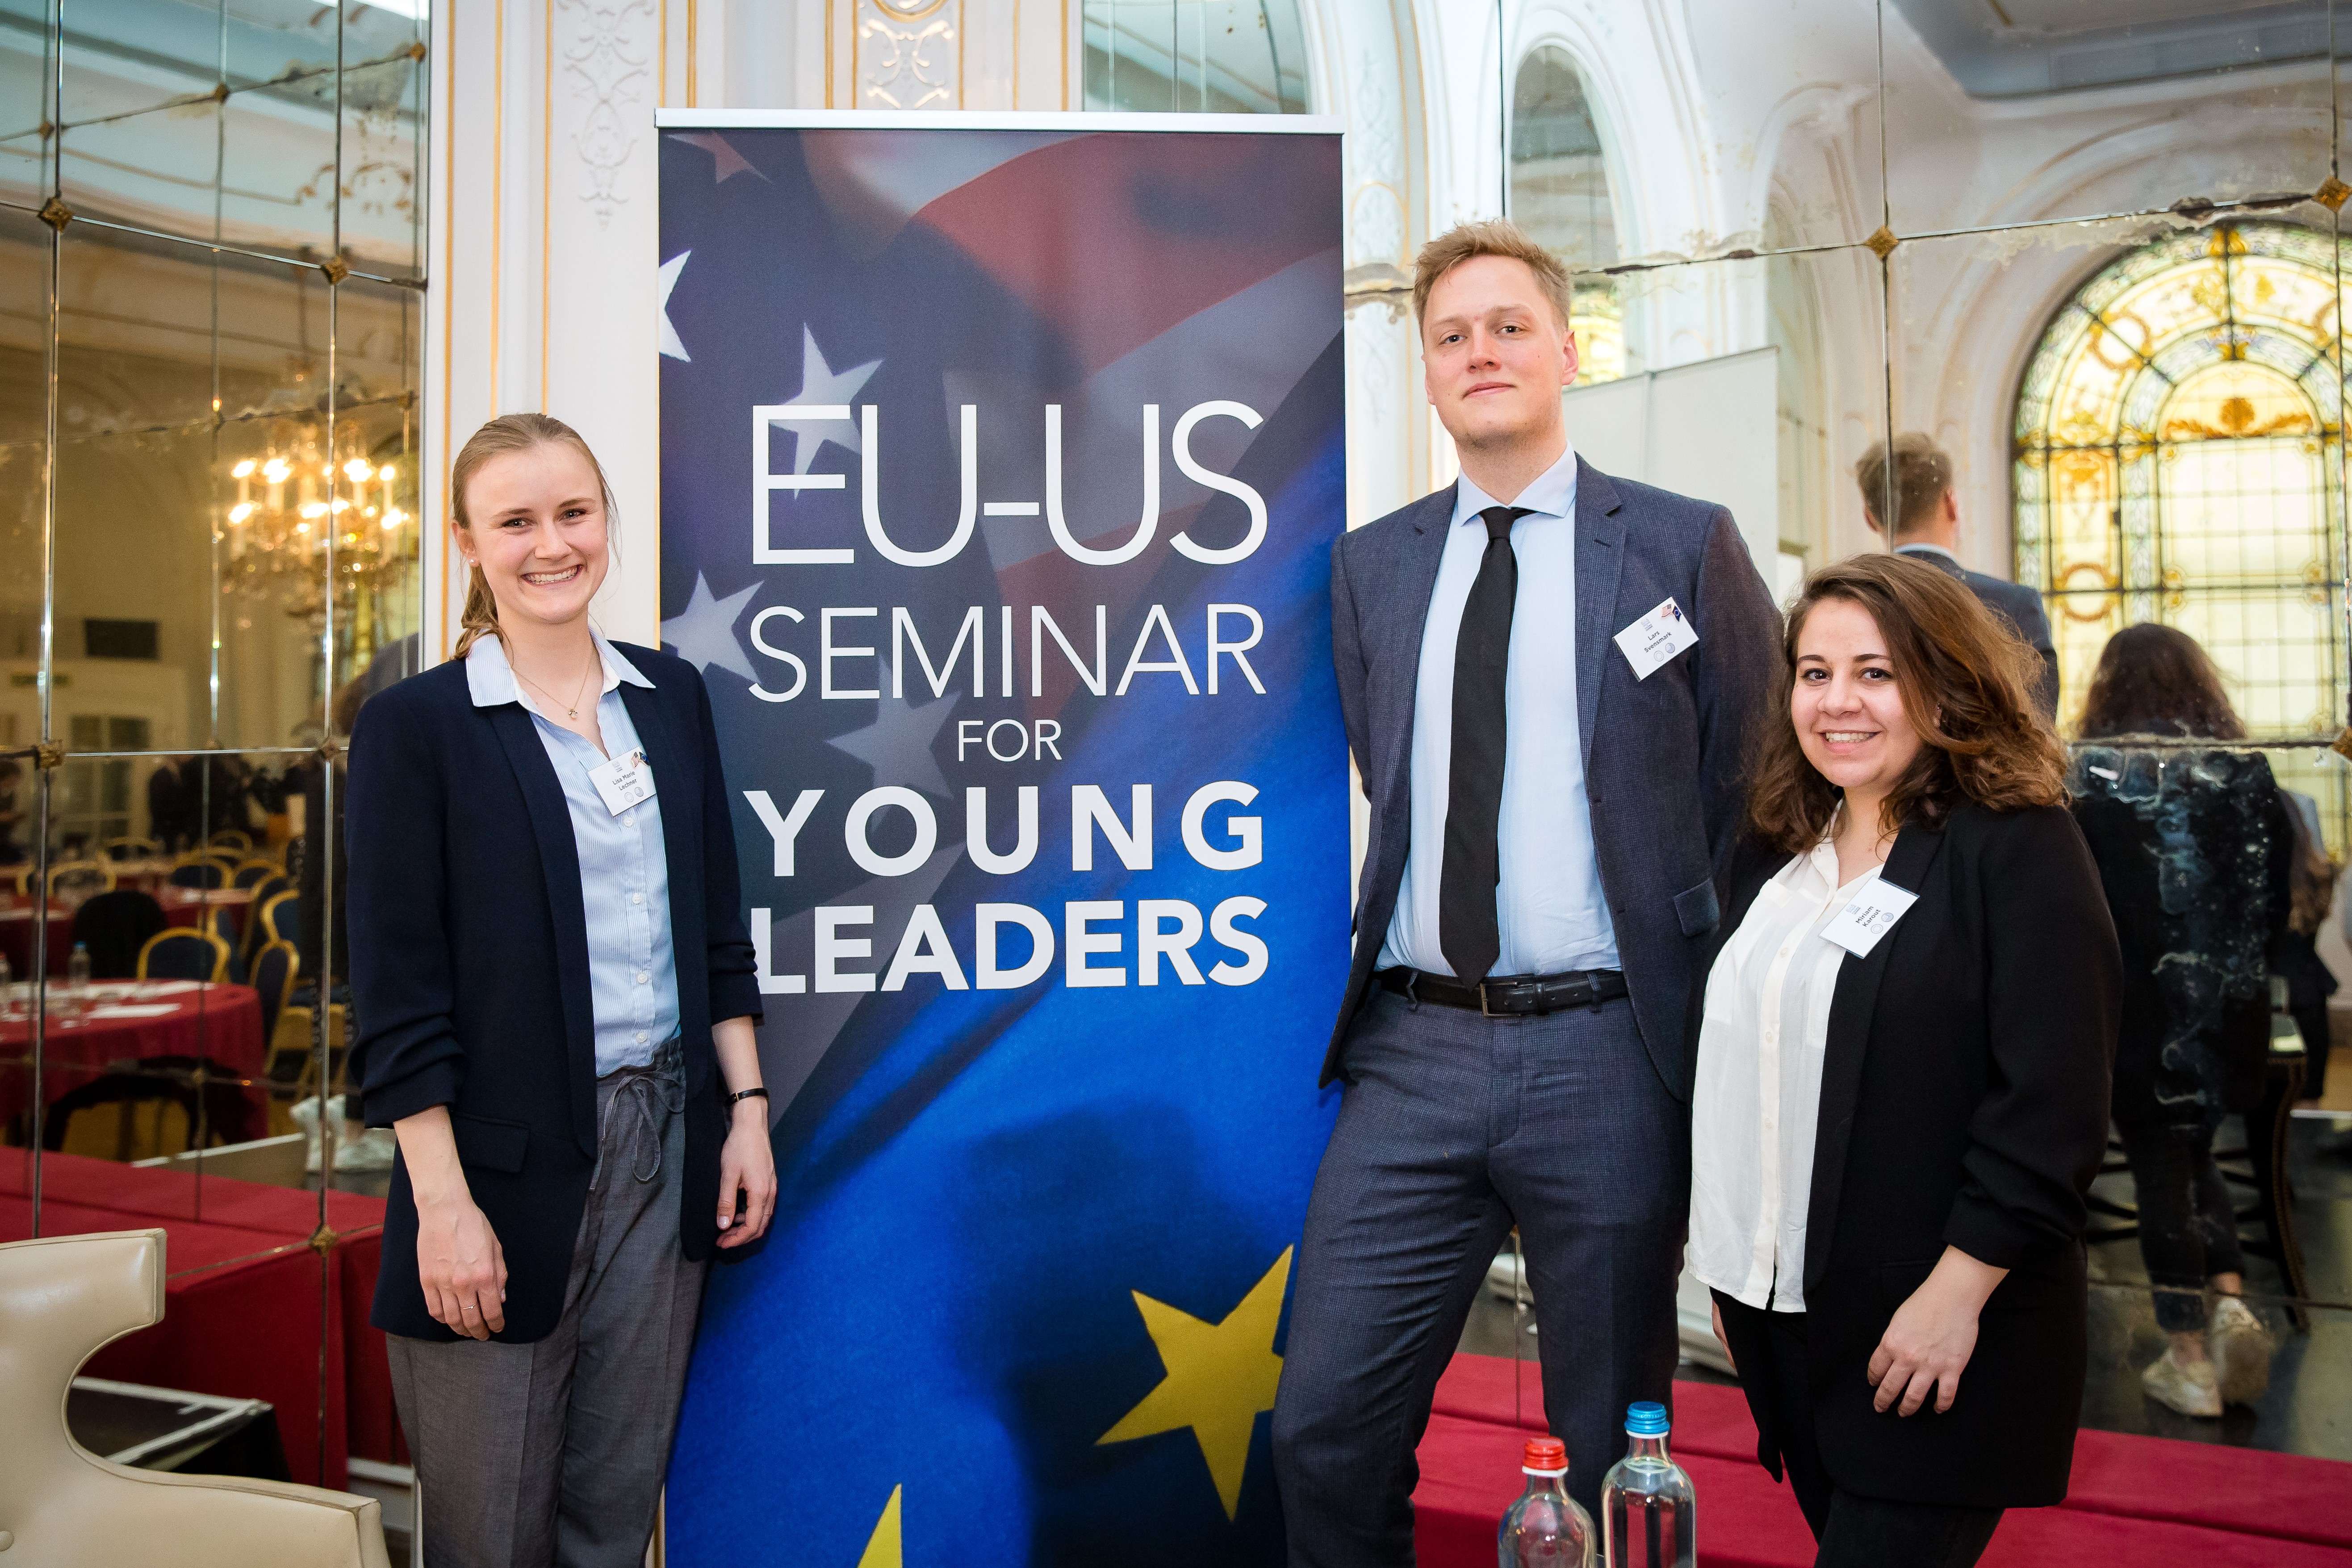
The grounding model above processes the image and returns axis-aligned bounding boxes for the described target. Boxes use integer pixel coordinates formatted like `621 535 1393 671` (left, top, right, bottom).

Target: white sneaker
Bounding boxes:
2141 1344 2222 1417
2209 1296 2274 1407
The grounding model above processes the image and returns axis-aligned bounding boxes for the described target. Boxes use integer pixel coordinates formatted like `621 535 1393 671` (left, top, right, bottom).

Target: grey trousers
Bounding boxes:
386 1047 708 1568
1272 986 1687 1565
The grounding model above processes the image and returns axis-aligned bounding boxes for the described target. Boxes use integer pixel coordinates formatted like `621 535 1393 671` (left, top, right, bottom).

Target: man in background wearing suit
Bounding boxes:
1270 219 1781 1561
1858 434 2060 720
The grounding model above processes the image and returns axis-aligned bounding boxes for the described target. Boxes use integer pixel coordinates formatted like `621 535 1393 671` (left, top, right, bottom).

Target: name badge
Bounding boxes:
1820 877 1918 958
1613 597 1699 680
590 748 657 816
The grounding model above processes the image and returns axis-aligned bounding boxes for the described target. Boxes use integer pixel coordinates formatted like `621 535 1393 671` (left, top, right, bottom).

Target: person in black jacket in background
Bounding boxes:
1691 553 2118 1568
348 414 772 1568
1856 435 2059 722
2069 623 2290 1417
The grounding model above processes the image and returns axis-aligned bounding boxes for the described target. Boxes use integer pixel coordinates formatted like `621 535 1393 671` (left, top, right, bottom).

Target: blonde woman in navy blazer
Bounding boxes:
347 414 772 1568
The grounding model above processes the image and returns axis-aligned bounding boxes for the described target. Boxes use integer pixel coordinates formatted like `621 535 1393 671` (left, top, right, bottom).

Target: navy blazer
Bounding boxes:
1896 547 2059 721
347 642 763 1342
1692 805 2120 1507
1325 462 1783 1095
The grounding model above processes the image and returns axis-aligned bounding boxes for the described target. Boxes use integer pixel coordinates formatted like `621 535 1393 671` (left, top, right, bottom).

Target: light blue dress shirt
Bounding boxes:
466 629 679 1076
1376 441 1622 978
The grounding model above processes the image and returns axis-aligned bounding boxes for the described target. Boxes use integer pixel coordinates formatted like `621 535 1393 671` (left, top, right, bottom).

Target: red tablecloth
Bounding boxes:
0 1149 391 1488
0 982 268 1146
0 899 73 979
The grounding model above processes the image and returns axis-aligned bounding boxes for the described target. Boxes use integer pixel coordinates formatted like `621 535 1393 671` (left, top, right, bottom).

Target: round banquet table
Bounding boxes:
158 885 257 940
0 897 73 979
0 980 268 1143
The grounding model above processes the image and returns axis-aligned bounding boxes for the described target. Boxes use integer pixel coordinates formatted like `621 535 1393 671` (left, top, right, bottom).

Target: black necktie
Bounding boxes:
1439 505 1531 986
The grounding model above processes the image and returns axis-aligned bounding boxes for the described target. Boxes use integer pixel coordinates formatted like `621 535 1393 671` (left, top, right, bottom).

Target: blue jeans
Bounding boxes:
1272 985 1686 1565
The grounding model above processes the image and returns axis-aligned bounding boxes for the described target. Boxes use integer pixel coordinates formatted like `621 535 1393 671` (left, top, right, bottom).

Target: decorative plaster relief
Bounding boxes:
859 0 960 110
559 0 656 225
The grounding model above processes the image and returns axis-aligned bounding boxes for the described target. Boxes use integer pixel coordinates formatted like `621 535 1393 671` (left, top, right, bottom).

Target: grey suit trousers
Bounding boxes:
386 1045 708 1568
1272 987 1687 1564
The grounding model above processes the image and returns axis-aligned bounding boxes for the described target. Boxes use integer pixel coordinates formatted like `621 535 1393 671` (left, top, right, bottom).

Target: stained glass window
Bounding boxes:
2013 222 2347 846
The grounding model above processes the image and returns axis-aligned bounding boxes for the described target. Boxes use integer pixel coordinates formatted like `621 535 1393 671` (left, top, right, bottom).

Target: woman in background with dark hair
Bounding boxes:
1691 553 2117 1567
2070 623 2291 1417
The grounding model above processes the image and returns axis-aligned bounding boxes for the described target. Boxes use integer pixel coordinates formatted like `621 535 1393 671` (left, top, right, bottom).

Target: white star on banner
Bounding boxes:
773 326 882 475
827 694 959 799
661 573 759 682
658 251 692 362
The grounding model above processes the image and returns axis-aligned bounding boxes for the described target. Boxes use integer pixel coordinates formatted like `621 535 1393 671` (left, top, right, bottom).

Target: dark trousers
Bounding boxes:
2118 1116 2243 1333
1272 986 1684 1565
1713 1294 2003 1568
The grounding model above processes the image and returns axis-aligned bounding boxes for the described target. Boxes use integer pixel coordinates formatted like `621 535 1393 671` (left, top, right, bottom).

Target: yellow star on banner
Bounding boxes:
854 1484 902 1568
1096 1246 1293 1520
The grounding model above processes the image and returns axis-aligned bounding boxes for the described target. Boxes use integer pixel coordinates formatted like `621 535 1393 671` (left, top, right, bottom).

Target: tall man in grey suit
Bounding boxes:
1858 433 2060 720
1271 220 1781 1560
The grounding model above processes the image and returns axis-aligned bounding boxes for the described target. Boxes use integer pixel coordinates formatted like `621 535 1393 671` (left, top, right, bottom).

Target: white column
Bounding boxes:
425 0 666 658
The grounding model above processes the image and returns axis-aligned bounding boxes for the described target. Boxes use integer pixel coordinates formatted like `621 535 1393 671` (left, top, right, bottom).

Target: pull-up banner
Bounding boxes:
654 112 1348 1566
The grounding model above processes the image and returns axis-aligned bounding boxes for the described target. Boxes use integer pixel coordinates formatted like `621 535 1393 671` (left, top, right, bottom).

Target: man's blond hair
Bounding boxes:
1412 219 1575 336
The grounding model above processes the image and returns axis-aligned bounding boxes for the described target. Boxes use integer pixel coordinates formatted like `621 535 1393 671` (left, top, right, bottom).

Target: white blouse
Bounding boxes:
1687 835 1884 1313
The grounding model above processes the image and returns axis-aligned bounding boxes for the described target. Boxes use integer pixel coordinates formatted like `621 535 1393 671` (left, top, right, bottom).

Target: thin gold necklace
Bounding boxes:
513 644 598 721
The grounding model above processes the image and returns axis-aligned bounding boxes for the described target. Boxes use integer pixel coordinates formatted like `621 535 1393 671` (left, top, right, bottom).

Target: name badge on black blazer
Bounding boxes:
1821 877 1917 957
590 748 657 815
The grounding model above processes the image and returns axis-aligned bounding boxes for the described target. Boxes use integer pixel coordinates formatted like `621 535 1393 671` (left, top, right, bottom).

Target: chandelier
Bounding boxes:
217 424 416 629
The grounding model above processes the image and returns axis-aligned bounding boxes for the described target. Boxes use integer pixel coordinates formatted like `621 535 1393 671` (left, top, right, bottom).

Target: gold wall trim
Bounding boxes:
438 0 460 659
536 0 543 414
489 0 505 419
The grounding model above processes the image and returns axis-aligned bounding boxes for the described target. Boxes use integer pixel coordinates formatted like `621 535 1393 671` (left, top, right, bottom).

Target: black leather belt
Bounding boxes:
1379 966 1627 1017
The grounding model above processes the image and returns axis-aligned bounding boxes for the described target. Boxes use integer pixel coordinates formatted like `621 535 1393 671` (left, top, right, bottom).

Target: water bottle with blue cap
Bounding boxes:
1600 1401 1694 1567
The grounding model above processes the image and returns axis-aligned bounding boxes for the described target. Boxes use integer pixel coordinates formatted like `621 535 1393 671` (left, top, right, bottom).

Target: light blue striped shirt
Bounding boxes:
466 629 678 1076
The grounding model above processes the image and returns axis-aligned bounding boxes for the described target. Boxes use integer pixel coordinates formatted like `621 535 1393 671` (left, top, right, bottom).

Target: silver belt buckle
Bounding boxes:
1478 979 1497 1018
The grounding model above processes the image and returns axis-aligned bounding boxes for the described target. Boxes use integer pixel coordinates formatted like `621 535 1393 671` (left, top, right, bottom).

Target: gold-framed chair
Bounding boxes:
101 836 159 862
230 858 281 890
167 853 235 890
255 888 300 949
48 859 117 900
136 927 230 984
251 939 304 1078
205 831 252 855
11 864 34 895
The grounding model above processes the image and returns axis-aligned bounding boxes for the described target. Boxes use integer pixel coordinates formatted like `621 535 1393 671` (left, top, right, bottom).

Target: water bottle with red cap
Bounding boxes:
1497 1435 1595 1567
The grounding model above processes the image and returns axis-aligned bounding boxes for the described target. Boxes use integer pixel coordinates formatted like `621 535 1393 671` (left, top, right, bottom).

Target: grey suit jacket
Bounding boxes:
1325 459 1782 1099
1896 547 2059 720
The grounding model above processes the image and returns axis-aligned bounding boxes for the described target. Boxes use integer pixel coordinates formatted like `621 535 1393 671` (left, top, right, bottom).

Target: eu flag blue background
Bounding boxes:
655 121 1348 1565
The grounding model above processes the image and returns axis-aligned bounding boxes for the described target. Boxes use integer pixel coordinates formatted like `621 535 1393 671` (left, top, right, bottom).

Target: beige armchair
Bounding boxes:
0 1228 391 1568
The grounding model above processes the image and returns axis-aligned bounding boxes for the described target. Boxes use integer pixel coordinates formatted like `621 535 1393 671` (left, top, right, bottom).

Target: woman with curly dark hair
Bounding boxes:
1687 552 2119 1567
2070 623 2293 1417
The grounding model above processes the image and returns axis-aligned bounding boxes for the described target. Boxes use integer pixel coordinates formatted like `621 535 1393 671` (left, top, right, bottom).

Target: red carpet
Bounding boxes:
1414 1355 2352 1567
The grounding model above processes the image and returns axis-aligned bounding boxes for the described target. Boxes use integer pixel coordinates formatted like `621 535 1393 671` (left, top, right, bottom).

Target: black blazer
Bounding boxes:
347 643 763 1342
1690 803 2119 1508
